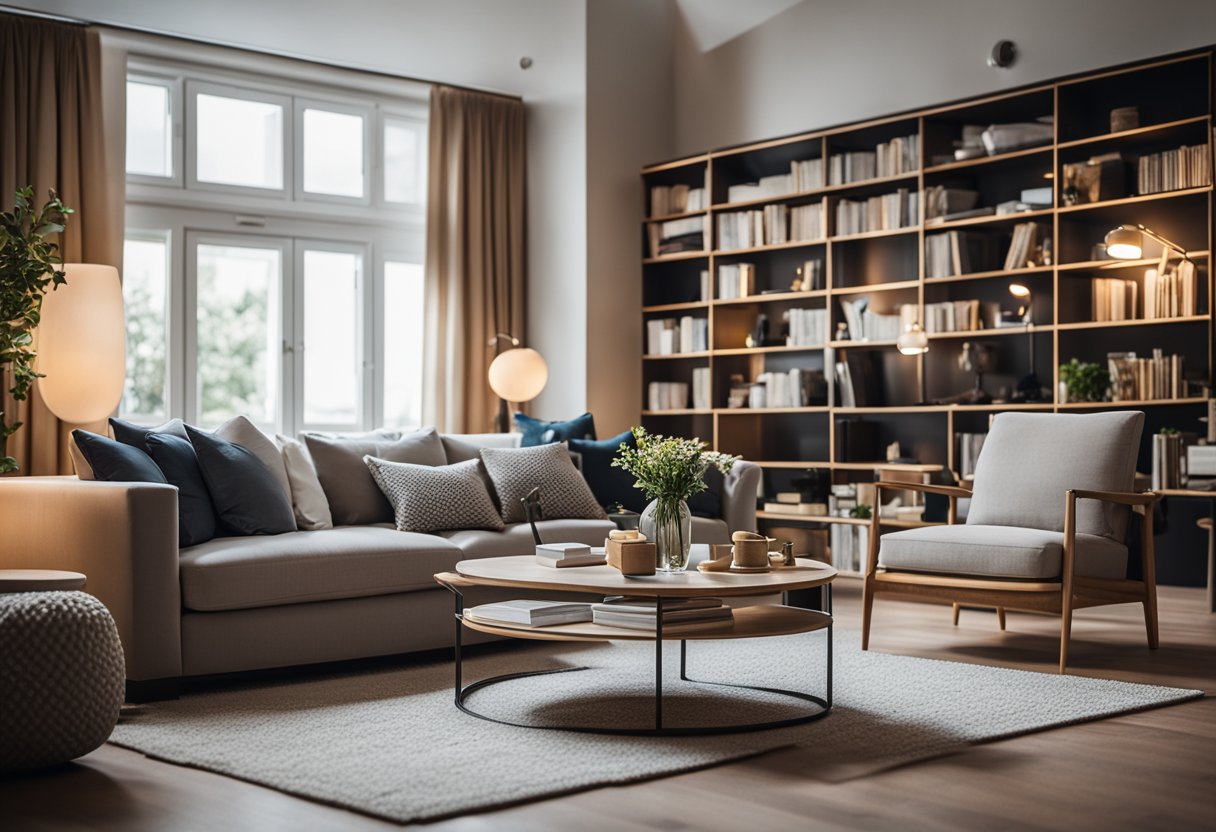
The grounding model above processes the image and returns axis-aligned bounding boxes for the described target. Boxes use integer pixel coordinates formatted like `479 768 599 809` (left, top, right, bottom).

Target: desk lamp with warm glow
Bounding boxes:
487 333 548 433
1104 224 1193 263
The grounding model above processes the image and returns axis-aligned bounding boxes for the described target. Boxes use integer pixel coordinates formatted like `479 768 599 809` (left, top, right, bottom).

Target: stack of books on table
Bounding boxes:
764 491 827 516
535 542 606 568
466 600 594 628
591 597 733 631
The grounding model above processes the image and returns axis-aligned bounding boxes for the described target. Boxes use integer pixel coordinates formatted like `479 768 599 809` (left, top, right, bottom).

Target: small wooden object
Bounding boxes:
606 529 656 576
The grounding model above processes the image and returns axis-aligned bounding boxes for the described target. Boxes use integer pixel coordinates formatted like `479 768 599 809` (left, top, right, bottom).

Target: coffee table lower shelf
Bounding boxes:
450 599 833 737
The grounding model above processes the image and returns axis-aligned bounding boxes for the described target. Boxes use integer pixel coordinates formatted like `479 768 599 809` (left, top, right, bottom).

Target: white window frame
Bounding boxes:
378 109 429 208
185 80 292 199
126 72 184 188
294 98 373 206
120 227 175 422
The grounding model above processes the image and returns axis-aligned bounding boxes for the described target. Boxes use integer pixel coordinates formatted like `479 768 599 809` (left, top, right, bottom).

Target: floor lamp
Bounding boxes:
487 333 548 433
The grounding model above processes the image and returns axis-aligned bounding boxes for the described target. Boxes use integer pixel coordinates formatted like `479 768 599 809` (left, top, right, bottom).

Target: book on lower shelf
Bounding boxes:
646 316 708 355
1107 350 1188 401
717 262 756 299
1137 142 1210 195
763 501 828 516
466 600 594 627
1145 261 1198 319
647 381 690 411
829 523 869 573
590 597 733 631
648 215 708 258
834 188 919 235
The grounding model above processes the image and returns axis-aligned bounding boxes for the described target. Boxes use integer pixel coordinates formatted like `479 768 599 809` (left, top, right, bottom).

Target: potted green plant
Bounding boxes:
1058 358 1110 404
612 427 738 572
0 187 72 473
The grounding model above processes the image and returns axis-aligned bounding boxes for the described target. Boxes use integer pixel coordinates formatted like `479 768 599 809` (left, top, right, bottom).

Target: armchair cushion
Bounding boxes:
967 411 1144 540
879 524 1127 580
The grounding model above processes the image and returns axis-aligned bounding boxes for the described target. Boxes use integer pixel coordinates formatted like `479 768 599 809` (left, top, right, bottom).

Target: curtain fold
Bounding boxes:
0 14 123 475
422 85 526 434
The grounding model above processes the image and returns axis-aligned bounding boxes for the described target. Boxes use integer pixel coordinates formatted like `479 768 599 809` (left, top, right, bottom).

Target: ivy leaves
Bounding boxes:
0 186 73 472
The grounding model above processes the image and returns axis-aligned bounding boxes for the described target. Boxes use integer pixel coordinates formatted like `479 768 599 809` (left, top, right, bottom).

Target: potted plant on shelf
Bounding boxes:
612 427 738 572
1058 358 1110 404
0 187 72 473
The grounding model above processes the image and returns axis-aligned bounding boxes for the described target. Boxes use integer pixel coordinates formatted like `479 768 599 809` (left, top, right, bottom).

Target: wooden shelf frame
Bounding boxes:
640 48 1215 576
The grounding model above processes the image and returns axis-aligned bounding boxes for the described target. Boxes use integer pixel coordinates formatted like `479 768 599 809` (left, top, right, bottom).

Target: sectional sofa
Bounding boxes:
0 431 760 699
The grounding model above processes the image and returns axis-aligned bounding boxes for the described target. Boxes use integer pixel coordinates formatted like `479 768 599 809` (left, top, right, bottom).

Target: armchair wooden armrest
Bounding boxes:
865 480 972 577
874 480 972 499
1069 488 1159 515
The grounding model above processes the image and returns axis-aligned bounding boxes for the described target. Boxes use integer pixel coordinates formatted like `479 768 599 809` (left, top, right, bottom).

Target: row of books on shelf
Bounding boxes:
923 299 987 333
646 316 708 355
742 368 826 409
1091 260 1199 321
1108 350 1188 401
787 307 829 346
726 158 824 203
647 369 711 411
1137 142 1210 195
466 597 732 631
839 297 916 342
835 189 919 235
828 133 919 184
716 202 825 250
717 262 756 299
924 222 1047 278
649 183 707 217
763 491 828 516
647 215 707 258
923 186 1051 224
957 432 987 479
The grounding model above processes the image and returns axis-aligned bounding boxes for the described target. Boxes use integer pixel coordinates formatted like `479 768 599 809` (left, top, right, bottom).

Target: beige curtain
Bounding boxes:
423 85 526 434
0 14 123 475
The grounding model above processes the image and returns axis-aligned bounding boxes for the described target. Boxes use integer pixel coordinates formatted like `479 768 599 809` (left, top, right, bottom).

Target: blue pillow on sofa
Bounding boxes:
145 433 218 548
569 431 647 513
185 425 296 536
109 416 188 454
514 411 596 447
70 429 168 485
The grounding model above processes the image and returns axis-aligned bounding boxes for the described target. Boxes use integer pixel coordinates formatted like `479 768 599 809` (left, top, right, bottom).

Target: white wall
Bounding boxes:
674 0 1216 155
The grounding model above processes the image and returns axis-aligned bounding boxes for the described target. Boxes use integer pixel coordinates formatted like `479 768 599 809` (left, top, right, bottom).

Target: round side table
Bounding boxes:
0 569 87 593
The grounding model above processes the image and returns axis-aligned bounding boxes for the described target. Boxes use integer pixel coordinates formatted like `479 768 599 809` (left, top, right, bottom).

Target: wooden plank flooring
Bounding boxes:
3 582 1213 831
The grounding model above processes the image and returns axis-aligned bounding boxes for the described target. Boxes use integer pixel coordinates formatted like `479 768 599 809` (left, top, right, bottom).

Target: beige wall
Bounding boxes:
673 0 1216 156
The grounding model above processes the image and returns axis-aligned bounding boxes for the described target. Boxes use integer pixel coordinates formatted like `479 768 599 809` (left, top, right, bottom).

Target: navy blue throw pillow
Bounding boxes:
71 429 168 485
109 417 188 454
145 433 218 548
184 425 295 536
569 431 646 513
514 411 596 447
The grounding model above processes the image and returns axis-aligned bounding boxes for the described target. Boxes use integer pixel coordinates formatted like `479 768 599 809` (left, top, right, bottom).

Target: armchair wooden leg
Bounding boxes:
1059 594 1074 674
952 603 960 626
997 607 1006 631
1060 490 1077 674
862 580 875 651
1141 505 1160 650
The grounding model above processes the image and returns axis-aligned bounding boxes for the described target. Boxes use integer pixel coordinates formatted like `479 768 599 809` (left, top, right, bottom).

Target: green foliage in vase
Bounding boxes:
849 504 872 520
1158 427 1180 436
612 426 739 503
0 187 73 473
1059 358 1110 403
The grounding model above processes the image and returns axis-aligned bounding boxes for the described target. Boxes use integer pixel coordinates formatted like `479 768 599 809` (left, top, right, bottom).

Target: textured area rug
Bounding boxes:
110 632 1201 823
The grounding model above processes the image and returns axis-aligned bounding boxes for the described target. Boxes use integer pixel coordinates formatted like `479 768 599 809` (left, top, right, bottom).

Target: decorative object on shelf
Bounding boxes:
487 333 548 433
744 313 770 348
0 187 73 473
943 341 997 405
1062 154 1126 205
1151 428 1184 490
896 321 929 356
1059 358 1110 404
612 427 738 572
1104 223 1195 263
1110 105 1139 133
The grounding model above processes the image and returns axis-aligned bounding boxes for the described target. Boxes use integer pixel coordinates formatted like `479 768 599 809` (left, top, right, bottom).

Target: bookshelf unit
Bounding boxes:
641 49 1215 575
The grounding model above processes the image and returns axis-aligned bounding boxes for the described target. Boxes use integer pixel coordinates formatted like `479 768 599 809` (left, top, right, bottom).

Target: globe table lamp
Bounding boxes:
34 264 126 423
487 333 548 432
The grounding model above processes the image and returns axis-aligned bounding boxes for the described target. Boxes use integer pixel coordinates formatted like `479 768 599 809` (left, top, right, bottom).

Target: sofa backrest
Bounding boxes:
440 432 522 464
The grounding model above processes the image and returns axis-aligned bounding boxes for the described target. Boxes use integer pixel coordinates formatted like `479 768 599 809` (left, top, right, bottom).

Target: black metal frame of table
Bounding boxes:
444 583 833 737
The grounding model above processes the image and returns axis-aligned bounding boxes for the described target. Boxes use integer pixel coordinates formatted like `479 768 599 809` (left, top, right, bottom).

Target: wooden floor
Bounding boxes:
4 582 1214 832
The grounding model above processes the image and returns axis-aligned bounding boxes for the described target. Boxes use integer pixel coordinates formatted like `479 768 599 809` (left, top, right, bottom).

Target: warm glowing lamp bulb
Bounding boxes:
487 347 549 403
896 322 929 356
1104 226 1143 260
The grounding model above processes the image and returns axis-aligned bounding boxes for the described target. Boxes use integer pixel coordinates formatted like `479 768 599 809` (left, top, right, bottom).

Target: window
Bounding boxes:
124 57 426 433
121 232 171 420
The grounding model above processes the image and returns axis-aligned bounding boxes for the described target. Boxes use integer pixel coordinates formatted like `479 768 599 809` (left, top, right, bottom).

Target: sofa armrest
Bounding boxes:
0 477 182 681
721 460 762 533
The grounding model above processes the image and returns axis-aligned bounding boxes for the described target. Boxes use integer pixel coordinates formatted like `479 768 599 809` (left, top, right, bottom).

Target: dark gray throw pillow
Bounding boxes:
303 427 448 526
365 457 505 533
71 429 168 485
109 417 188 454
480 442 608 524
184 425 295 536
145 433 218 548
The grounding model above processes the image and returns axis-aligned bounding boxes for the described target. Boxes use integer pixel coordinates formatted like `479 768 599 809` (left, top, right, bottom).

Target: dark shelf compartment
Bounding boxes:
832 234 918 290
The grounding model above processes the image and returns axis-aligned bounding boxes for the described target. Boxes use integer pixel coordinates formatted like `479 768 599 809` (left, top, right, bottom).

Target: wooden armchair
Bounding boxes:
862 411 1159 673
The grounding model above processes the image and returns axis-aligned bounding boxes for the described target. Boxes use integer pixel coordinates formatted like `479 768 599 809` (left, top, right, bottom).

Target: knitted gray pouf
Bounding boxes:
0 591 125 773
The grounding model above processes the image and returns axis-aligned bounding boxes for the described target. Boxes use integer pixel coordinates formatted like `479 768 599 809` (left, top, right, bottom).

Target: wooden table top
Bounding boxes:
0 569 87 593
446 555 836 598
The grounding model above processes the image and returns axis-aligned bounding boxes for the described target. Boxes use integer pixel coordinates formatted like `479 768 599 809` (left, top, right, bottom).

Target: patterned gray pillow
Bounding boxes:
480 442 608 524
364 457 505 533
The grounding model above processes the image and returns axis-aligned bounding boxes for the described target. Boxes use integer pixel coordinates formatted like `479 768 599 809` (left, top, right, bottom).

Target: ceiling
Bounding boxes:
674 0 804 52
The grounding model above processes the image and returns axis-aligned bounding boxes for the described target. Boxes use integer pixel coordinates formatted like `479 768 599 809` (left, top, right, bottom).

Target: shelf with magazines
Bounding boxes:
640 48 1215 575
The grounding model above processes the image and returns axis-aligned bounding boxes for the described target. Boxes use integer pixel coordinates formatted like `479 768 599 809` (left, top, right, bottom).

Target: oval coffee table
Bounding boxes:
434 555 836 736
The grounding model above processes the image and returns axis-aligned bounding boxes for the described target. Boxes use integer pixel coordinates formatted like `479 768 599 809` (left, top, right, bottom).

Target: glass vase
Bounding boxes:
639 497 692 573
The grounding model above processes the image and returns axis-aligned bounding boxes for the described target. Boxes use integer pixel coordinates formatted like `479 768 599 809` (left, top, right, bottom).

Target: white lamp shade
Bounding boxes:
35 264 126 423
487 347 548 403
896 323 929 356
1104 226 1143 260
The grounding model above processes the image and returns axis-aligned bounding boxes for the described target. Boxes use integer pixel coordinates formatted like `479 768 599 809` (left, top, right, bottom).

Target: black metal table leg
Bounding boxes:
655 596 664 731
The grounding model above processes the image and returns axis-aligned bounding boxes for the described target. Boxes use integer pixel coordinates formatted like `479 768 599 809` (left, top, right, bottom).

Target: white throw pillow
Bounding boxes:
276 435 334 531
214 415 292 501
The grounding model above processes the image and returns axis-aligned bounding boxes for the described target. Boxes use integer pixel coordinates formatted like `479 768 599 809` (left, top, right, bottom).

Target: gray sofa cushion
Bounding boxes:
180 527 462 612
967 411 1144 540
480 442 607 524
303 427 447 526
879 524 1128 580
365 457 505 533
439 519 616 559
440 432 522 464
